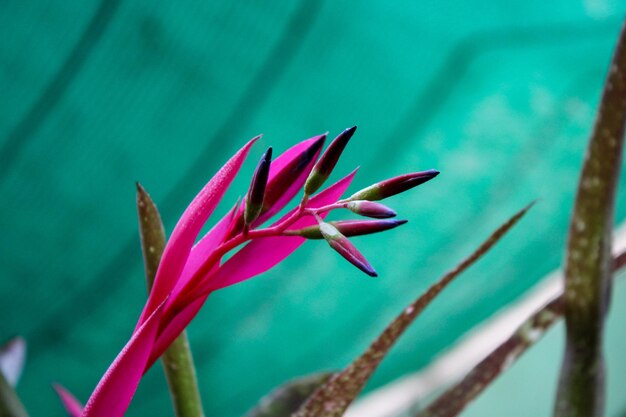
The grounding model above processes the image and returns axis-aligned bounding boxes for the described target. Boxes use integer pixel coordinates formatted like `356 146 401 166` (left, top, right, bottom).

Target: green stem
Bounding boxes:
555 19 626 417
0 372 28 417
137 183 204 417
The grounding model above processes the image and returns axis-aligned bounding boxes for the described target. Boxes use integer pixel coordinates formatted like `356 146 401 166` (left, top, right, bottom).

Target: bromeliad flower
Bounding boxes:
74 127 438 417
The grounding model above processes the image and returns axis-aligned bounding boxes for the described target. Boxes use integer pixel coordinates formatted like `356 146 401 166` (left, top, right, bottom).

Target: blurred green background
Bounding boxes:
2 1 626 416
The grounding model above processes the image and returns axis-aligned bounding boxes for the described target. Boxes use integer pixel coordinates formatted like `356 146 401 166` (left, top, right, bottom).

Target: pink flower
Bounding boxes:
71 129 437 417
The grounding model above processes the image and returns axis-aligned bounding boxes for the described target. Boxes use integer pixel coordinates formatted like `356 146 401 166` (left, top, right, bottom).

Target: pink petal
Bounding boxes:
82 299 166 417
144 295 207 371
270 135 323 178
136 138 257 329
140 171 356 370
203 169 357 292
173 202 237 296
53 384 83 417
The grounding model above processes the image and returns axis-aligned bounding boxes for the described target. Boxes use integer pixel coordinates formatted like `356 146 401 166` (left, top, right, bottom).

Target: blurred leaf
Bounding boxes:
0 371 29 417
0 338 25 387
416 248 626 417
245 372 334 417
292 203 533 417
555 19 626 417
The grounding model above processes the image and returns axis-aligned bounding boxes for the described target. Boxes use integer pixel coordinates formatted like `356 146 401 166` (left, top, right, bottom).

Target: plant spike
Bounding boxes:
415 249 626 417
292 203 533 417
346 200 397 218
555 19 626 417
347 169 439 202
136 184 204 417
284 219 408 239
304 126 356 196
245 147 273 230
318 217 378 277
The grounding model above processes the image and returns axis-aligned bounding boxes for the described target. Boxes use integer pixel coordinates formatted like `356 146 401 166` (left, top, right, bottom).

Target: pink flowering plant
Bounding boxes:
2 20 624 417
53 127 438 417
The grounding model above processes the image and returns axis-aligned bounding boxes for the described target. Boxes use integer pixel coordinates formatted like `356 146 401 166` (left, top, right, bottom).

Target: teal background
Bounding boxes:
1 1 625 416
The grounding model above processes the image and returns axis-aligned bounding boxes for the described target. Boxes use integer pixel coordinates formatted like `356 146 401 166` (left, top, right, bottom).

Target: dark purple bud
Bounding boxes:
346 200 396 218
262 134 326 214
245 147 272 226
225 135 326 240
304 126 356 196
319 222 377 277
285 219 407 239
348 169 440 201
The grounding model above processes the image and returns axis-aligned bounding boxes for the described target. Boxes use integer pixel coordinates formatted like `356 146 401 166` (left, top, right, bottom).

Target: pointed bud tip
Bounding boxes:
135 182 150 204
338 125 357 141
314 132 328 142
309 132 327 154
365 267 378 277
245 145 273 225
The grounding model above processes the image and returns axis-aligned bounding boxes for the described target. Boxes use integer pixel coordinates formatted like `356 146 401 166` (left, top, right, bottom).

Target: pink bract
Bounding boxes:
81 135 355 417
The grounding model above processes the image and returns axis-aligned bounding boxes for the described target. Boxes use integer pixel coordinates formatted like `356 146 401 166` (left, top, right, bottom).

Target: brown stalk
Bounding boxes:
555 19 626 417
415 249 626 417
292 203 534 417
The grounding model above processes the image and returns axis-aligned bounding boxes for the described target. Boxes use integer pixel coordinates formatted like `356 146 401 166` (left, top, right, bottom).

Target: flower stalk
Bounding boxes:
555 18 626 417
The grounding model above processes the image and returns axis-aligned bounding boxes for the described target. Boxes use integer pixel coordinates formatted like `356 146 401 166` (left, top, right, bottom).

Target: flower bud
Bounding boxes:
225 135 326 240
346 200 396 218
285 219 407 239
319 222 377 277
304 126 356 196
261 134 326 212
348 169 439 201
244 147 272 227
